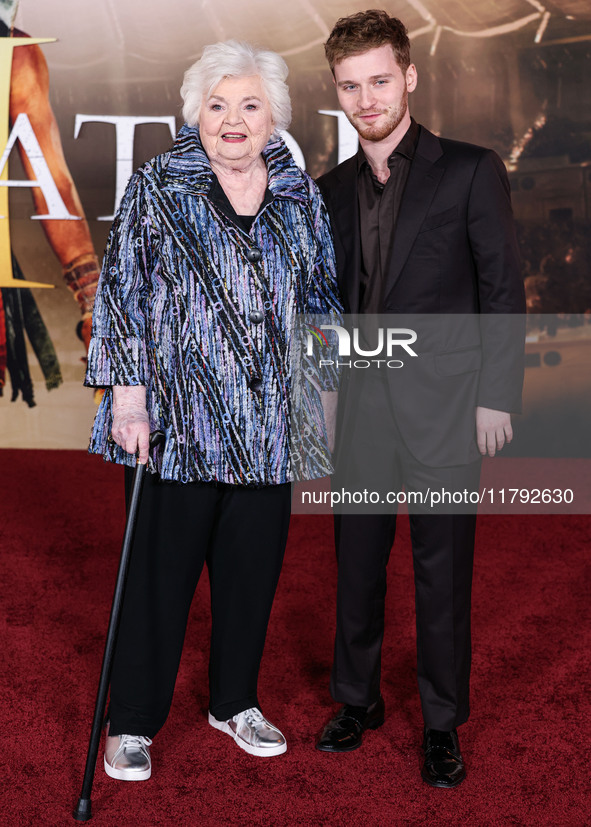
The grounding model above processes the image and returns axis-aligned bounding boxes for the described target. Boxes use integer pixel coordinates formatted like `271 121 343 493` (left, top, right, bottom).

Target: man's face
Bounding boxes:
333 44 417 143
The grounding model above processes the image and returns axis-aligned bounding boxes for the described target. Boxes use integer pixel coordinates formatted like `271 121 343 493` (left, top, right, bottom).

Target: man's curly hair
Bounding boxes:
325 9 411 75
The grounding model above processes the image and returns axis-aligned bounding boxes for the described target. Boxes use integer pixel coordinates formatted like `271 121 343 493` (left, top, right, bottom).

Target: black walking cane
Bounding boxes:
73 430 164 822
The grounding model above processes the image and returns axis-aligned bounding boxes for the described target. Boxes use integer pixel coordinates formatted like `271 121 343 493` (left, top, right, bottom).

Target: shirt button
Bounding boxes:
246 247 262 263
249 377 263 392
249 310 264 324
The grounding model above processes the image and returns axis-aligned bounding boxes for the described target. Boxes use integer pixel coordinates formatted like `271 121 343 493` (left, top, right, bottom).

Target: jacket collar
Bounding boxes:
324 124 444 311
162 123 309 202
383 125 445 293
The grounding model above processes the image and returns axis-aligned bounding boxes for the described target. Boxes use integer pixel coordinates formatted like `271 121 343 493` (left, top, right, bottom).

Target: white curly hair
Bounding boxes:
181 40 292 132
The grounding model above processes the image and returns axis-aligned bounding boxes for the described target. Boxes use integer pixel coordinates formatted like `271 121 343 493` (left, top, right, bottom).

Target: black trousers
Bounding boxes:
109 472 291 739
332 371 481 730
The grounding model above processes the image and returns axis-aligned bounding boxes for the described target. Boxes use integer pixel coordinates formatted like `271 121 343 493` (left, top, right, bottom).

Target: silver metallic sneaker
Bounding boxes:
104 731 152 781
208 707 287 757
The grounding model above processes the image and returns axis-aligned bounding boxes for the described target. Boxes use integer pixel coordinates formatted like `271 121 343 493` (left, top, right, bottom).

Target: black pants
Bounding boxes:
332 371 480 730
109 473 291 738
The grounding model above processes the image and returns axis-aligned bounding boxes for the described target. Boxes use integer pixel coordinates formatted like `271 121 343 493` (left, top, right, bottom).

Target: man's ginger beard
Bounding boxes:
348 88 408 142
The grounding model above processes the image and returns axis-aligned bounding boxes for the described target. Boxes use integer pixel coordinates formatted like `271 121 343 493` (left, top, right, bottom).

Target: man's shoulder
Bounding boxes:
316 127 504 198
316 155 357 198
439 135 495 159
422 127 500 168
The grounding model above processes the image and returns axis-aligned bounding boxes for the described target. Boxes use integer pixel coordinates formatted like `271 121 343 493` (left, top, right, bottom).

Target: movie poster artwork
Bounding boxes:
0 0 590 455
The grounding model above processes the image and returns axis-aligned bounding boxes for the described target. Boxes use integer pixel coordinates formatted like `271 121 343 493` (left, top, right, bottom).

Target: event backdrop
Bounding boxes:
1 0 590 449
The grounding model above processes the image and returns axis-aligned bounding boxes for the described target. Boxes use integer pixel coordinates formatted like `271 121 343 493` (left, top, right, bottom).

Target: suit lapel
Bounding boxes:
384 127 444 293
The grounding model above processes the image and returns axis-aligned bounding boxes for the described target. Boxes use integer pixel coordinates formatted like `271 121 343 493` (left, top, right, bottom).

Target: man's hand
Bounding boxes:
475 406 512 457
111 386 150 462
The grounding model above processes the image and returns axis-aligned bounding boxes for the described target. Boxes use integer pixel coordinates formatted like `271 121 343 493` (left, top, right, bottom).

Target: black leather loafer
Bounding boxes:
315 697 385 752
421 727 466 788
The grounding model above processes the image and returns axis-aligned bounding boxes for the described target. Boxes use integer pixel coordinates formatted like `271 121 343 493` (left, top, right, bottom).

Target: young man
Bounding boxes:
315 11 525 787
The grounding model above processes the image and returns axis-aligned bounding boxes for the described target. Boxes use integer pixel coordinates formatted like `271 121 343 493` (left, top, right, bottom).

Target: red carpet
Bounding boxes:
1 449 590 826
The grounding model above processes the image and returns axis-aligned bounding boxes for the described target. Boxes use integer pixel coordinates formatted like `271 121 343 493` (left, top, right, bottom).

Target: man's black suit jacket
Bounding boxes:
317 124 526 468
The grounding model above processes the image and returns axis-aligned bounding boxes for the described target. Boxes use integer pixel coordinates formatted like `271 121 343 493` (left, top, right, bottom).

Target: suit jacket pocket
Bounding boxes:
418 205 458 233
435 346 482 376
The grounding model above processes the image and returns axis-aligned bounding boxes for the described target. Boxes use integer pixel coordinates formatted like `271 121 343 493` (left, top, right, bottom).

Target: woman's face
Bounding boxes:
199 75 275 169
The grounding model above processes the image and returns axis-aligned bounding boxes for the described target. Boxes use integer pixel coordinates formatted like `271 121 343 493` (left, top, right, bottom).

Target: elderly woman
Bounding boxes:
85 40 341 780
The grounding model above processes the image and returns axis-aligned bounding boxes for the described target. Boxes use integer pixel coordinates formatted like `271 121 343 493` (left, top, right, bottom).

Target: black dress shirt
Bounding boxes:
357 118 419 313
209 173 272 233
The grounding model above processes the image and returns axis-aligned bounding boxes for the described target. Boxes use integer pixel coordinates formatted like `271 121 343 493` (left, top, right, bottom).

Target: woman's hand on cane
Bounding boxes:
111 386 150 463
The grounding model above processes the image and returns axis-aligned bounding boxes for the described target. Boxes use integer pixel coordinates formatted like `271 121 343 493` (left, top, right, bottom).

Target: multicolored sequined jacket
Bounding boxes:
85 125 342 484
